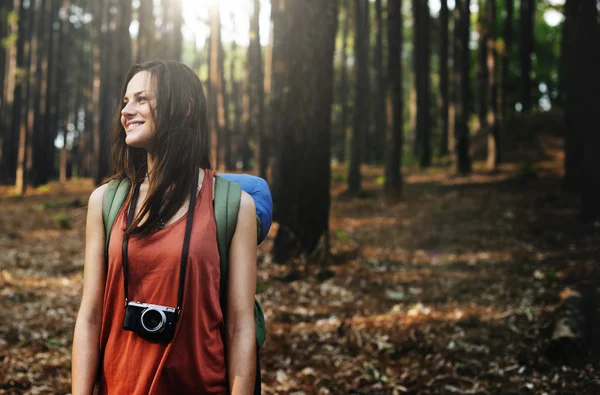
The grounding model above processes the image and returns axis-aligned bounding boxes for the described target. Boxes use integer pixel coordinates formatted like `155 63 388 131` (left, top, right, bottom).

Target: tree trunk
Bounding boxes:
337 0 350 163
14 0 32 193
56 0 69 184
438 0 449 157
347 0 368 194
384 0 403 195
486 0 500 169
208 3 226 169
137 0 154 63
0 0 19 182
477 0 489 137
499 0 513 121
571 1 600 221
562 0 582 192
373 0 385 163
519 0 534 112
272 0 338 263
413 0 431 168
6 0 27 184
454 0 472 175
248 0 265 178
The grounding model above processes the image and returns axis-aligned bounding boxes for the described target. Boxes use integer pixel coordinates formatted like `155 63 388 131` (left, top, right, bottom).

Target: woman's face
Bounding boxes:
121 71 157 151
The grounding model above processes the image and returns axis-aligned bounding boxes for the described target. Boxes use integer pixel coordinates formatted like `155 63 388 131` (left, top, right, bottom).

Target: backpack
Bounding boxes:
101 174 267 394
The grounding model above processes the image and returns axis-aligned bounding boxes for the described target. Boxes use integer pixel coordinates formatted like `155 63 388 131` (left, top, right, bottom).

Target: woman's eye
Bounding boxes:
138 97 147 102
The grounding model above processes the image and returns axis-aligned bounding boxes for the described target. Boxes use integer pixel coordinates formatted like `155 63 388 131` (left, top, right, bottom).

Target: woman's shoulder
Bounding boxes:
88 183 110 208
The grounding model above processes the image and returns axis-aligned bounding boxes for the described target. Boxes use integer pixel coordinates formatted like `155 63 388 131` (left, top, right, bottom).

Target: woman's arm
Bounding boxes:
226 191 258 395
72 185 108 395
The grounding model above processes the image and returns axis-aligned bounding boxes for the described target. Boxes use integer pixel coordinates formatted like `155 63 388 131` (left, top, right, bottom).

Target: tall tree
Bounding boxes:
248 0 266 178
137 0 154 62
438 0 449 157
454 0 472 174
373 0 385 162
486 0 500 168
499 0 513 127
347 0 368 194
0 0 19 182
519 0 534 112
384 0 403 195
14 0 32 193
412 0 431 167
476 0 489 138
578 1 600 221
336 0 350 163
272 0 338 262
208 2 227 169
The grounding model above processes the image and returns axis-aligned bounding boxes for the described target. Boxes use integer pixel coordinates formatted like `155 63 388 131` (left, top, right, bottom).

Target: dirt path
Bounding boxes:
1 154 599 394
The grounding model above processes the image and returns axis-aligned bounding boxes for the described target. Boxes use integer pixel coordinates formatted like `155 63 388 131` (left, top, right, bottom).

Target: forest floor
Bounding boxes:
1 120 600 394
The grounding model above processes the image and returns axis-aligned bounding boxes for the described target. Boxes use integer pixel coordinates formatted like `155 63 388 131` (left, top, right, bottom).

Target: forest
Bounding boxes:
1 0 600 393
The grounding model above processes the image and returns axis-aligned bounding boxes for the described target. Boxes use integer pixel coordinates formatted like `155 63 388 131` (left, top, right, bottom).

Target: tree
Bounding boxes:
248 0 265 178
579 1 600 222
373 0 385 163
438 0 449 157
499 0 513 129
519 0 534 112
384 0 403 195
454 0 472 175
412 0 431 168
347 0 368 194
485 0 500 168
336 0 351 163
272 0 338 262
137 0 154 62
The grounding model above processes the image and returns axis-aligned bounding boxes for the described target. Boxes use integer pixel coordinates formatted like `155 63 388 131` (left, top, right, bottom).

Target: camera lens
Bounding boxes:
141 308 166 333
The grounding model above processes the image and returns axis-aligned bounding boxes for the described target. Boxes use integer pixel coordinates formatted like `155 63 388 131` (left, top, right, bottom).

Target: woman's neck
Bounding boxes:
146 153 155 183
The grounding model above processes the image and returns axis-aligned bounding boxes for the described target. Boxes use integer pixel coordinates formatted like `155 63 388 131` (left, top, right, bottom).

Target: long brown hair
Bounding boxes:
111 60 212 236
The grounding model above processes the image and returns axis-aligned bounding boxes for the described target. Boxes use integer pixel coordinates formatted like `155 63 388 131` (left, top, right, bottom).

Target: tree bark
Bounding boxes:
413 0 431 168
14 0 32 193
337 0 350 163
0 0 19 182
373 0 385 163
499 0 513 121
137 0 154 63
486 0 500 169
347 0 368 194
454 0 472 175
570 1 600 221
272 0 338 263
477 0 489 138
208 3 227 169
438 0 449 157
384 0 403 195
248 0 266 177
519 0 534 112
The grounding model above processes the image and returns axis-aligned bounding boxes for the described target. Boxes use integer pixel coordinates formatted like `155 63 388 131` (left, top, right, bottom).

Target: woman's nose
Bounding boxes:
122 101 135 116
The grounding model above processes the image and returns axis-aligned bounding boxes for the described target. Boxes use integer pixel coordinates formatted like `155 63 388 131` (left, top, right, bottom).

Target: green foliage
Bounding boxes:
517 161 538 180
37 184 51 193
54 213 71 230
334 229 349 241
362 362 388 383
331 173 347 182
40 199 67 211
375 176 385 186
256 283 268 294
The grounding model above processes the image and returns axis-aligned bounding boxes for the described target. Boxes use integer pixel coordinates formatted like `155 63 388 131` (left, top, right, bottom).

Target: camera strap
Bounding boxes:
122 169 200 315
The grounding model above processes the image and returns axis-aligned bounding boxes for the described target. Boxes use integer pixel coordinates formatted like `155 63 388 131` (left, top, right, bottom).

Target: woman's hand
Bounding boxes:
72 185 108 395
226 191 258 395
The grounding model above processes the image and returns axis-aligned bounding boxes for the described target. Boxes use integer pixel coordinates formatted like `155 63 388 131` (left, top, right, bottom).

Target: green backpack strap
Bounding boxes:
214 176 265 395
102 178 131 271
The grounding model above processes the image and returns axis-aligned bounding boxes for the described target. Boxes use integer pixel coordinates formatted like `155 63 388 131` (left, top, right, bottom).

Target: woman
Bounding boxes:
72 60 257 394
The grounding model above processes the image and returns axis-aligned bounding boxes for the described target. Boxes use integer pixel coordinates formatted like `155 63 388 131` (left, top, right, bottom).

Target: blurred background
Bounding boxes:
1 0 600 393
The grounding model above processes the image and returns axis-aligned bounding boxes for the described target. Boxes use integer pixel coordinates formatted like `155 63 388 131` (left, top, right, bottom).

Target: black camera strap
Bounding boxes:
122 169 200 315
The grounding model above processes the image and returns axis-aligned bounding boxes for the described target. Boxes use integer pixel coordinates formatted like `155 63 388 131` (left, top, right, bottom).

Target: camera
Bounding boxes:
123 301 178 343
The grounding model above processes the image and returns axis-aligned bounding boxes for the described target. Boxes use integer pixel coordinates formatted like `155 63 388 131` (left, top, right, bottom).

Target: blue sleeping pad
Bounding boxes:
218 174 272 244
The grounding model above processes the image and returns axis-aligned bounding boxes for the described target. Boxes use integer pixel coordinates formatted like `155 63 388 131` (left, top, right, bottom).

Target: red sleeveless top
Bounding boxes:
98 170 227 394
